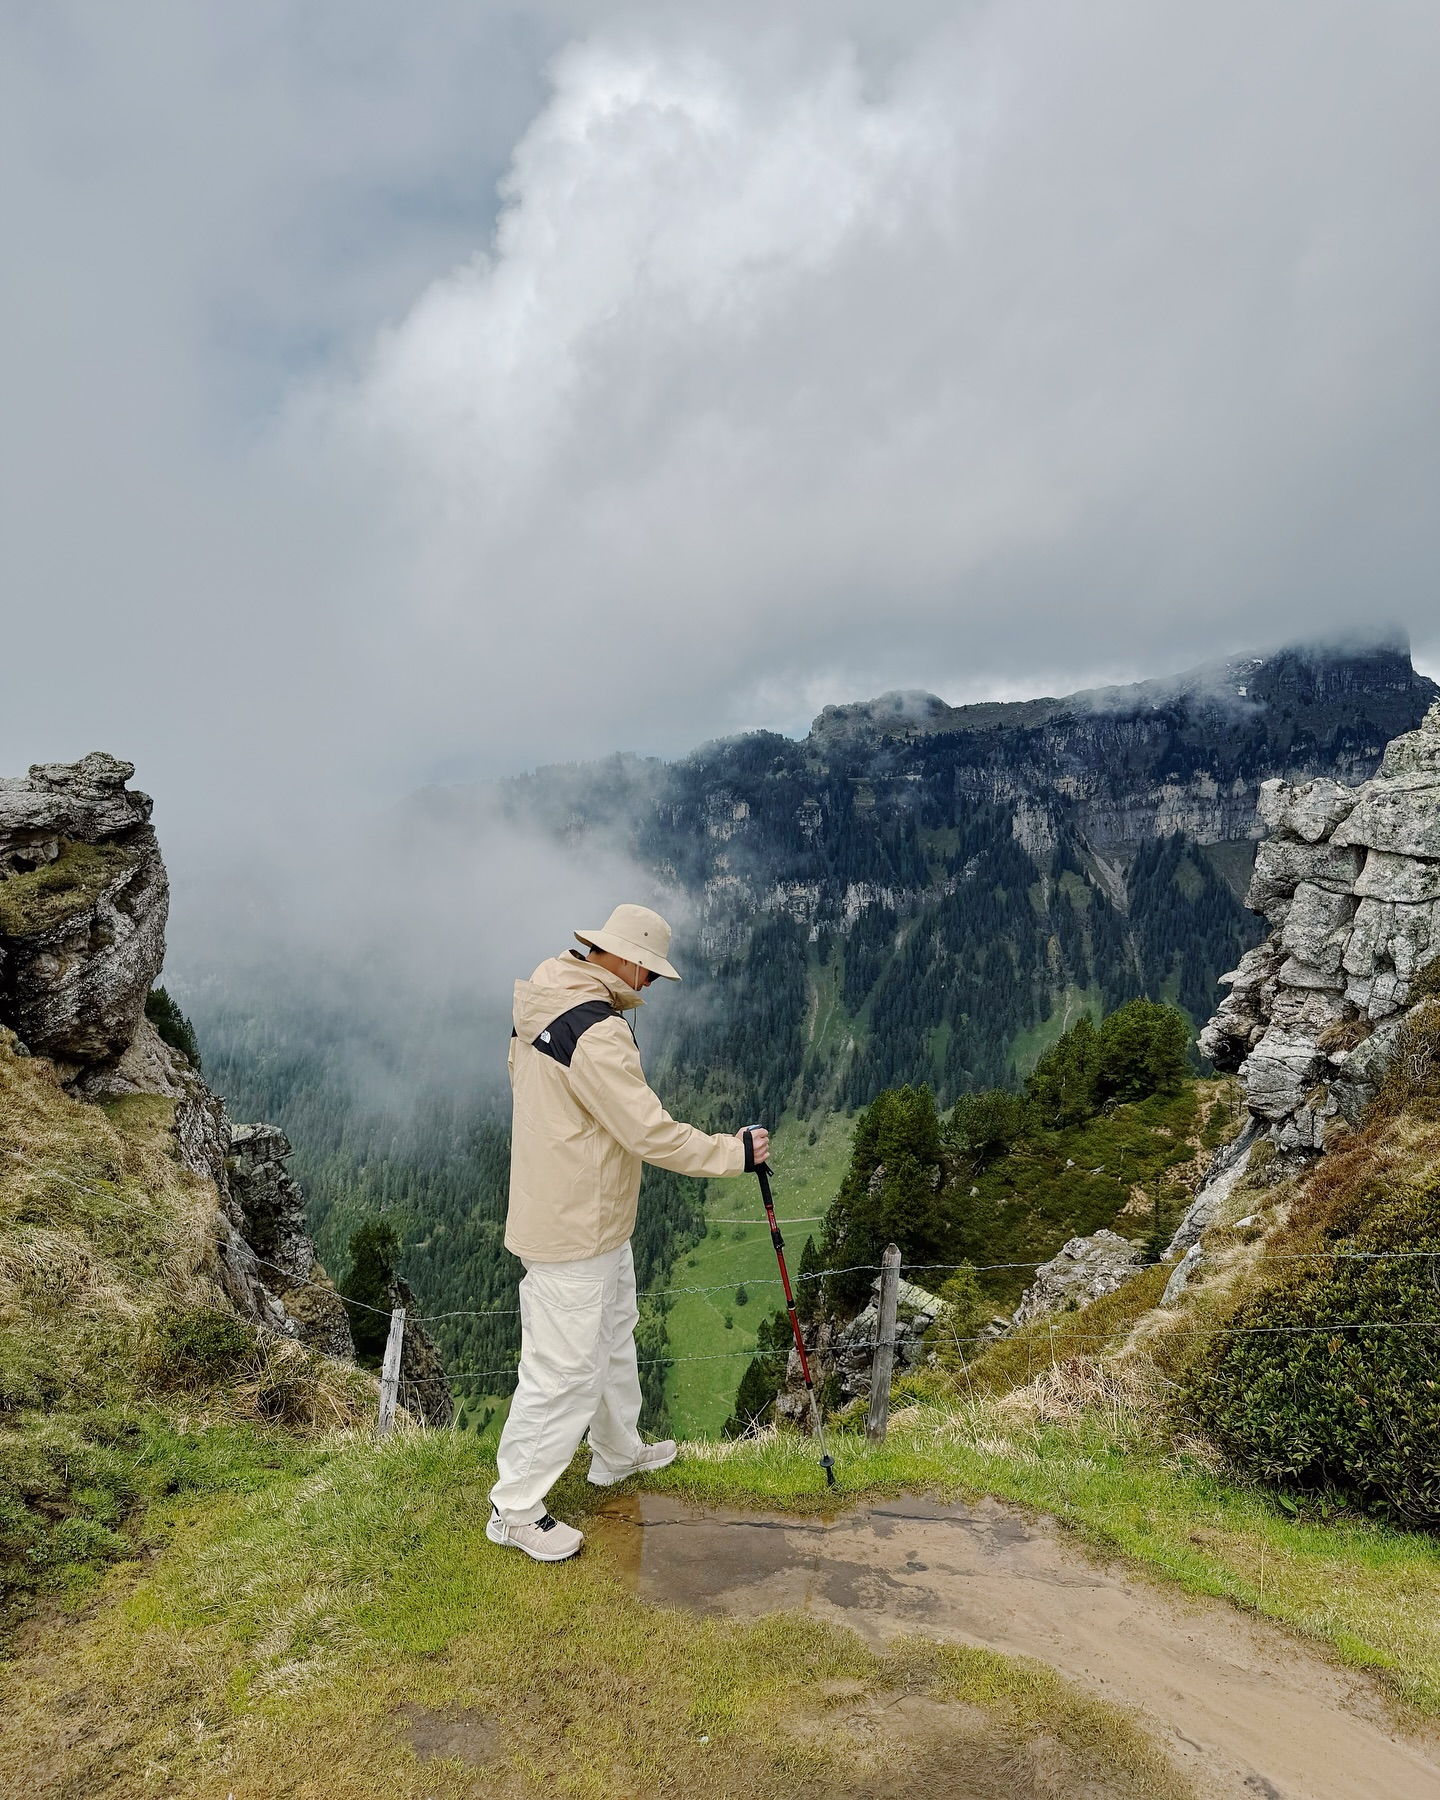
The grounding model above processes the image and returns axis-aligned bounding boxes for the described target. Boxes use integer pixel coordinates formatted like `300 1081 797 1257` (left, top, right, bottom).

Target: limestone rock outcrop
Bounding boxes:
1010 1230 1146 1328
0 753 167 1080
1200 700 1440 1152
226 1124 355 1361
773 1276 946 1427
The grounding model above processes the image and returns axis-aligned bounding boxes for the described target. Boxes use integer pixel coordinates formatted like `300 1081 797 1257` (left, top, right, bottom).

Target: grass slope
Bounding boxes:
0 1034 371 1638
0 1430 1192 1800
9 1402 1437 1796
951 1080 1241 1308
662 1112 855 1437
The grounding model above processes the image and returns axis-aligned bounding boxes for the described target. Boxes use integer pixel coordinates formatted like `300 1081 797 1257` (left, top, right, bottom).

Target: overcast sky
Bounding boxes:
3 0 1438 854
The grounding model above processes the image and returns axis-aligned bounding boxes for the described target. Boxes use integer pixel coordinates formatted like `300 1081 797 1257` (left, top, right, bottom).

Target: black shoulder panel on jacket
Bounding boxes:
531 999 615 1068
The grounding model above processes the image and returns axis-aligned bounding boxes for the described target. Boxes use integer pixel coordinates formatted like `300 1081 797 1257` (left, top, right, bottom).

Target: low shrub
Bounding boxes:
1185 1130 1440 1525
148 1305 256 1389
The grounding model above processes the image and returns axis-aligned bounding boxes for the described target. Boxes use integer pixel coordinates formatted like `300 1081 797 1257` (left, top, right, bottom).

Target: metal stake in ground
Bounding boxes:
746 1131 835 1487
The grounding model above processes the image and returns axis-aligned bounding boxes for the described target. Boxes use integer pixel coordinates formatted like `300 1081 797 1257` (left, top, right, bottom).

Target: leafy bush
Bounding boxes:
144 985 202 1070
1186 1123 1440 1525
148 1306 256 1389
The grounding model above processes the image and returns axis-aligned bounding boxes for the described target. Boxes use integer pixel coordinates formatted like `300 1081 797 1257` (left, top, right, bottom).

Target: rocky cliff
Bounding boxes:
478 637 1438 1114
1199 700 1440 1153
811 641 1434 857
0 754 367 1366
0 753 168 1081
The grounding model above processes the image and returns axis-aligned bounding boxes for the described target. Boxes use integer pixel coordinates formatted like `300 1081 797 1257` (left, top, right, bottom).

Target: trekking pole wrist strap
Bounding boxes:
742 1127 756 1173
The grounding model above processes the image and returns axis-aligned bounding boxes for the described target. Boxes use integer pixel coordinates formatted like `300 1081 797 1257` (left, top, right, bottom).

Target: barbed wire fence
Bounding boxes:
243 1244 1440 1441
17 1153 1436 1443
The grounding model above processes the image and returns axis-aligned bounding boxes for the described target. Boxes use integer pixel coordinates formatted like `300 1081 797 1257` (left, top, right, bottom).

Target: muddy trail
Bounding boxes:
592 1494 1440 1800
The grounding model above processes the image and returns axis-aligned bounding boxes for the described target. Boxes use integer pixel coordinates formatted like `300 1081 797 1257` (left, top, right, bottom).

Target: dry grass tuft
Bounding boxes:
1370 998 1440 1123
997 1353 1151 1424
1 1033 378 1633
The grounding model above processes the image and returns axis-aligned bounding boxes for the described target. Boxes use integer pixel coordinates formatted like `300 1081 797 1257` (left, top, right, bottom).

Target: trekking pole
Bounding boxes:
745 1129 836 1488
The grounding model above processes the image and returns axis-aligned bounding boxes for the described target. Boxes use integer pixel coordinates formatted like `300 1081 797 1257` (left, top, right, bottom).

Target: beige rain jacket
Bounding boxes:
506 951 747 1262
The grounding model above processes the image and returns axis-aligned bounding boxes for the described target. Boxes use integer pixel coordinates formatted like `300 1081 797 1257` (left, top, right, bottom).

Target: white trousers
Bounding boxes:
489 1241 646 1525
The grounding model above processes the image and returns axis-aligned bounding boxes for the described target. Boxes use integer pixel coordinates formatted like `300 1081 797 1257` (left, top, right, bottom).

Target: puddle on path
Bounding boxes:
393 1701 501 1768
592 1493 1440 1800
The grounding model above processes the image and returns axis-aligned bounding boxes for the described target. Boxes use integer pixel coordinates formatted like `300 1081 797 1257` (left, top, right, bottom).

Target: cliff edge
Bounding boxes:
0 753 356 1358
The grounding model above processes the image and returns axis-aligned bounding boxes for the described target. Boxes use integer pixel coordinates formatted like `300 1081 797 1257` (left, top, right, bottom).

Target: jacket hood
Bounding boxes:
512 951 643 1042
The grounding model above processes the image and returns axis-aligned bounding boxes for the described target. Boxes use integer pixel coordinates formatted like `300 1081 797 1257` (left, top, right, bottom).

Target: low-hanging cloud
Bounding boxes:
169 776 680 1110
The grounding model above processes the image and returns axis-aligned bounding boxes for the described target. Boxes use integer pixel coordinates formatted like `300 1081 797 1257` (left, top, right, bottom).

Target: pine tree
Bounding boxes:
341 1218 400 1365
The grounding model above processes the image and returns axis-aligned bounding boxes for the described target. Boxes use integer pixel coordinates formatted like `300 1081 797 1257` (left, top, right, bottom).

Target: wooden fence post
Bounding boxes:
377 1306 406 1437
866 1244 902 1443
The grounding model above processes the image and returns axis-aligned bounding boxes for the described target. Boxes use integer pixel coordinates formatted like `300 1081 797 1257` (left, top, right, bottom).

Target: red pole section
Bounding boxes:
758 1165 814 1389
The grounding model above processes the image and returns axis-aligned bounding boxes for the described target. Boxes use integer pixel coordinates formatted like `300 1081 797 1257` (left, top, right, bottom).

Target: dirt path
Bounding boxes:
592 1493 1440 1800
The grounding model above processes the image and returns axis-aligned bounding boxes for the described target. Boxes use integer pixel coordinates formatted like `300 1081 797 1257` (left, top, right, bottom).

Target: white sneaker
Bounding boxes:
587 1439 678 1486
485 1508 583 1562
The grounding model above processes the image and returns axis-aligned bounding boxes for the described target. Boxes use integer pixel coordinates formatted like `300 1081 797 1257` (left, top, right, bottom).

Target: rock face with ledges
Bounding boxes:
0 754 168 1079
226 1123 355 1361
1200 700 1440 1152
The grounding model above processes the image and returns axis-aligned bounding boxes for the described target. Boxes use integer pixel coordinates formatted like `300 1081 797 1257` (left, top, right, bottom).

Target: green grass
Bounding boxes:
0 840 137 938
1 1431 1192 1800
0 1036 372 1637
662 1112 855 1437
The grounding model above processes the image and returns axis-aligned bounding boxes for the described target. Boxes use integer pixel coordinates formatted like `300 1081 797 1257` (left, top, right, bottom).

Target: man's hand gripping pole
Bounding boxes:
743 1128 836 1488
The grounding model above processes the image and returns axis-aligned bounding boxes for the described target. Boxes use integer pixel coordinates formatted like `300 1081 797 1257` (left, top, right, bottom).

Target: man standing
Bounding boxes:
487 904 769 1562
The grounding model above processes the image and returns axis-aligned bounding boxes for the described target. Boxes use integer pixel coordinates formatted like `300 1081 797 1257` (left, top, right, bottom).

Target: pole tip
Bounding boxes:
820 1454 836 1487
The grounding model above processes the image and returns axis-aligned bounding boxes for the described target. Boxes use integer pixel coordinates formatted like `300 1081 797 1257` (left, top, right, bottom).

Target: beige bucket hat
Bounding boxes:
575 903 681 981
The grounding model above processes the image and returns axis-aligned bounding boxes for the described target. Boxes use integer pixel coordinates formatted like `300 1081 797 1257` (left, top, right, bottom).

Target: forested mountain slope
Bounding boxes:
201 638 1436 1385
449 637 1435 1117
